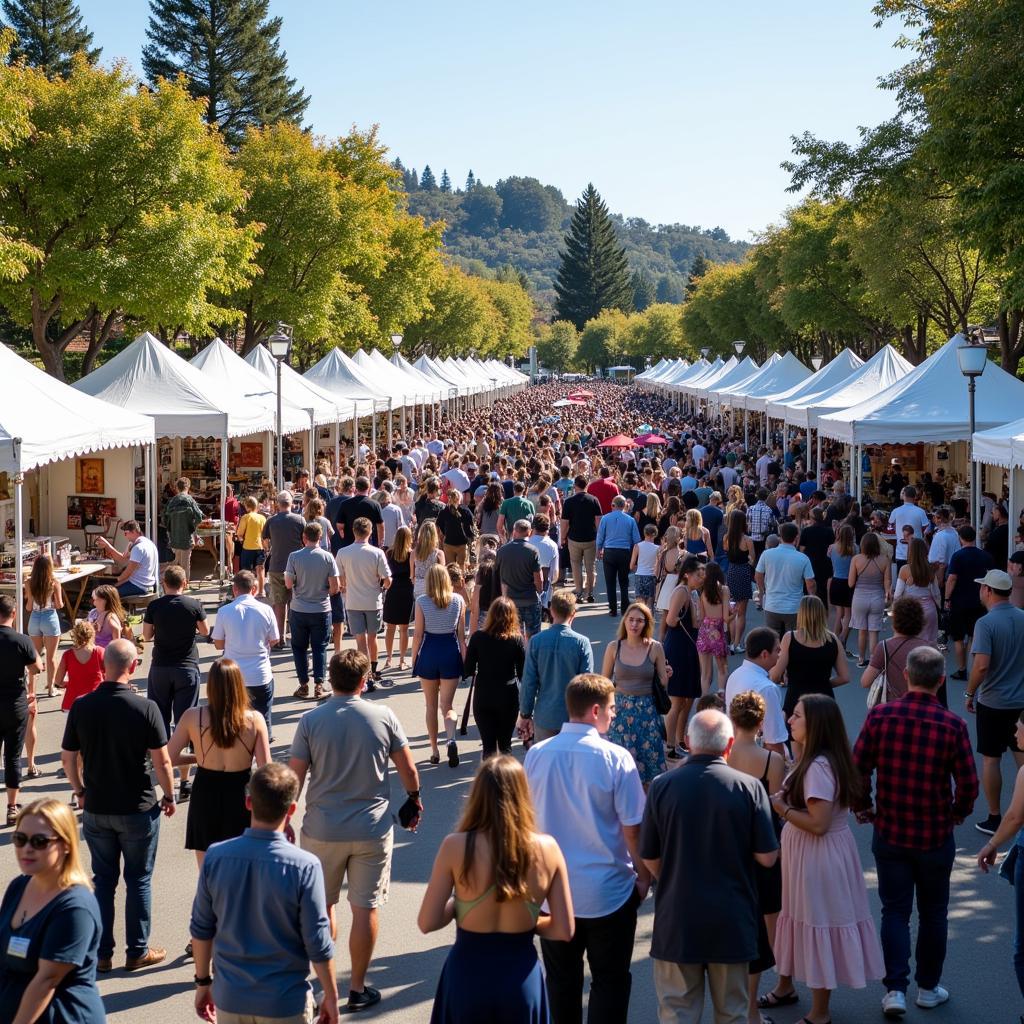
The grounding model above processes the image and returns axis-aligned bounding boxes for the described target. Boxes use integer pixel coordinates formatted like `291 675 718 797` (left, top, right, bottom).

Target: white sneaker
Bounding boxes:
882 990 907 1017
916 986 949 1009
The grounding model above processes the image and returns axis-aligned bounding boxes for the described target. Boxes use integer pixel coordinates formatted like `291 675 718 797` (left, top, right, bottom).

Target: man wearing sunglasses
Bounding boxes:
60 639 176 973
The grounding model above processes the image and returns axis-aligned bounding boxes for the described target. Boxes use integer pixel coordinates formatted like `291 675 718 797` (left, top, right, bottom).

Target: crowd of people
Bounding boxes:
0 379 1022 1024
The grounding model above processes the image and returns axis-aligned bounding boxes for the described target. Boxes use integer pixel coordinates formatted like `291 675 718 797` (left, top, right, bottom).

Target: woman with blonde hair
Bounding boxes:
464 598 526 758
636 491 661 537
412 520 445 600
383 525 414 671
725 484 746 519
0 798 104 1023
419 756 573 1021
893 536 941 643
394 474 415 525
601 602 670 786
25 554 64 698
412 564 467 767
683 508 713 559
655 526 683 618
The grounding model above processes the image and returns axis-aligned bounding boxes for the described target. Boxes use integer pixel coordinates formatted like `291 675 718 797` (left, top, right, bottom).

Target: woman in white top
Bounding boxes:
411 520 446 599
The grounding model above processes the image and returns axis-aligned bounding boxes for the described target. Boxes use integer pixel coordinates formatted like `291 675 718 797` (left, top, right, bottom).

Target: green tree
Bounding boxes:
419 164 437 191
2 0 98 75
577 308 630 371
0 58 257 378
0 32 38 283
465 169 476 191
655 273 685 303
554 184 633 329
142 0 309 149
480 276 533 357
439 168 451 193
537 320 578 373
684 253 710 299
626 303 687 360
495 176 561 232
631 268 655 312
461 184 502 234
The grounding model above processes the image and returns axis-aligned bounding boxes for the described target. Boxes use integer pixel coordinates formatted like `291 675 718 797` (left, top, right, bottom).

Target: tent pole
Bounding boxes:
14 464 23 633
308 421 315 473
334 422 340 477
219 438 228 581
352 402 358 458
371 405 377 457
144 444 154 544
1009 468 1018 565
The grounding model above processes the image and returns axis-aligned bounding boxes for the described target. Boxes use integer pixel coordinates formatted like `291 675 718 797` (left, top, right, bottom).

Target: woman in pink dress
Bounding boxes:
763 693 883 1023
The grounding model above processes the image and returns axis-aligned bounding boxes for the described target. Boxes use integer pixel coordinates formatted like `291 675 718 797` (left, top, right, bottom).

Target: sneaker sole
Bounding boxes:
975 822 999 835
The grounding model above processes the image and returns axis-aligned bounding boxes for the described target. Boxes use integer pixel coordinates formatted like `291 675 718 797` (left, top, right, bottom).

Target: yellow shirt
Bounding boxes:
237 511 266 550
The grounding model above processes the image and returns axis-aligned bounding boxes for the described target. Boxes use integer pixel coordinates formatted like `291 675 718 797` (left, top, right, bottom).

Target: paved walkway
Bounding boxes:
3 577 1019 1023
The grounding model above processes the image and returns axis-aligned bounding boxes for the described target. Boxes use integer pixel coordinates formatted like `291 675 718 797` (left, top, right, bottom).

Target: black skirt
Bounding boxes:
185 766 252 852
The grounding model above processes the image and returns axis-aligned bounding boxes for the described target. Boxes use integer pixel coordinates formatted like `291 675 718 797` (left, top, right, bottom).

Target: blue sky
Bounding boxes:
79 1 902 241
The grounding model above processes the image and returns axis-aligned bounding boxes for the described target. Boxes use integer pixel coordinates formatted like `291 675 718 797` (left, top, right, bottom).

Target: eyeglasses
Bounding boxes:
12 832 61 850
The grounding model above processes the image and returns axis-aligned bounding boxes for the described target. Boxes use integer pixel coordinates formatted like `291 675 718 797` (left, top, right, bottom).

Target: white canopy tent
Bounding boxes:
662 358 710 390
974 418 1024 547
0 342 156 628
636 358 669 381
74 332 271 575
735 352 812 413
764 348 865 424
303 348 390 453
681 357 737 397
679 357 723 393
707 352 782 405
413 354 470 400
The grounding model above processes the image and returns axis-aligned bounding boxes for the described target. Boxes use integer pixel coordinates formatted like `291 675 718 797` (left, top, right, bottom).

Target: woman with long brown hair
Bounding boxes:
86 585 125 650
0 798 104 1023
167 658 270 866
418 756 573 1022
849 531 892 667
827 524 858 651
382 526 414 671
25 554 63 699
893 536 941 642
764 694 882 1019
464 598 526 758
723 508 756 653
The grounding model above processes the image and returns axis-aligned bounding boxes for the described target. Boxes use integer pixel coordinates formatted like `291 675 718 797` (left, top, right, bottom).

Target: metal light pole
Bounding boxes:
267 323 293 492
958 333 989 529
490 377 497 407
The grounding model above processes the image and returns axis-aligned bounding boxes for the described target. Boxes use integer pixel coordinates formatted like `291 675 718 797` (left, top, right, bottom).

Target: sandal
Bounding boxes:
24 766 42 779
429 752 440 765
757 990 798 1009
6 804 19 827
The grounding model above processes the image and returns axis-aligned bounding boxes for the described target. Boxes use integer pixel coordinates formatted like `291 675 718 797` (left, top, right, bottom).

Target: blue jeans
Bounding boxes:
246 683 274 740
872 831 955 993
1014 845 1024 998
290 610 330 685
116 581 150 598
83 805 161 959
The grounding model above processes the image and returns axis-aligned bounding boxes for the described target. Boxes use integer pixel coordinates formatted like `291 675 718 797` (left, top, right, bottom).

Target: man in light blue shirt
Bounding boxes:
191 762 338 1024
518 590 594 741
525 674 649 1023
755 521 815 636
597 496 641 617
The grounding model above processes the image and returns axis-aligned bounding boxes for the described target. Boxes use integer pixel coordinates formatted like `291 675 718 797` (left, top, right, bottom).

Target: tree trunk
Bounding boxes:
80 309 119 378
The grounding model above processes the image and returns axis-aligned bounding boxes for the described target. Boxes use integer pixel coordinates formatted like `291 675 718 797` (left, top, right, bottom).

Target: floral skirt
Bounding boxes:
696 616 728 657
607 691 666 786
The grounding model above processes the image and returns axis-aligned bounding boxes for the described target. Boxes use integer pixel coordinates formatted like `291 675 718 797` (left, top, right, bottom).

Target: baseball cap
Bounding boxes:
975 569 1013 591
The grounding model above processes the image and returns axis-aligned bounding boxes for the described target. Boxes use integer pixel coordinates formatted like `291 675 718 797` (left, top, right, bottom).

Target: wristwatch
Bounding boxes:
161 794 176 805
406 789 421 800
194 975 213 987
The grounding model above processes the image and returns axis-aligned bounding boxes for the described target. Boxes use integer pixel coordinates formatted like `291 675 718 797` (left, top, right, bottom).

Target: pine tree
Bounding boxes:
439 168 451 193
631 268 655 312
142 0 310 149
465 169 476 191
2 0 99 76
419 164 437 191
408 167 419 191
685 253 711 300
554 183 633 329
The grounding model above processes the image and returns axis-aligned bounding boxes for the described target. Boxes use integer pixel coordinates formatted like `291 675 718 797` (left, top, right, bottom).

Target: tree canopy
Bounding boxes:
1 0 98 75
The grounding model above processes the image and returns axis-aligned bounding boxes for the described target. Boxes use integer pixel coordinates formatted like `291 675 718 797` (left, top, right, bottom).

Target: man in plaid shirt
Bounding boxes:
852 646 978 1016
746 488 777 561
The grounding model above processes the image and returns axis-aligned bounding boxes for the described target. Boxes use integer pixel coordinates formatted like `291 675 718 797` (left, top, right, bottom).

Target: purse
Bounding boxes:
866 639 888 709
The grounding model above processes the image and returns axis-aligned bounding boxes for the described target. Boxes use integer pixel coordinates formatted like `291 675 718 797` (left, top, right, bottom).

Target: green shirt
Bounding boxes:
499 496 535 527
162 492 203 549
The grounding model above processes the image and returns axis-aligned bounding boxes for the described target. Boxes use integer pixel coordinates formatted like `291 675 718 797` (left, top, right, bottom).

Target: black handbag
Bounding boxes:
652 674 671 715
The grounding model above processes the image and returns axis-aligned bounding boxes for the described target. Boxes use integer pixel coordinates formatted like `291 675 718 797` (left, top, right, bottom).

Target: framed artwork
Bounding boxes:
68 496 117 530
238 441 264 467
75 458 104 494
318 427 331 440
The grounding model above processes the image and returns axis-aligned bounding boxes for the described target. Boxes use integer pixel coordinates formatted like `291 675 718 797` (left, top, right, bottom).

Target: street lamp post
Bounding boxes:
266 323 293 492
811 354 823 371
733 340 746 356
390 333 404 442
958 332 989 529
490 376 497 407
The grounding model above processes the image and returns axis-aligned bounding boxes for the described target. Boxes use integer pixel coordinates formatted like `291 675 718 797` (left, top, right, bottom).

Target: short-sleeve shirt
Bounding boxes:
126 535 159 591
499 495 535 527
262 512 306 573
640 755 777 963
0 626 36 700
495 539 542 603
888 503 931 561
756 544 815 615
284 546 340 615
61 682 168 814
337 495 383 549
144 593 206 668
336 543 391 612
867 634 930 701
971 602 1024 709
586 479 620 515
236 512 266 551
0 877 104 1023
211 595 279 687
290 695 408 842
947 545 993 609
561 492 602 543
927 527 960 570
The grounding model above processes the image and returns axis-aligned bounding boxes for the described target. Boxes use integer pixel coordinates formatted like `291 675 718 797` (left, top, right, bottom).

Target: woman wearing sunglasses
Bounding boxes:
0 798 104 1023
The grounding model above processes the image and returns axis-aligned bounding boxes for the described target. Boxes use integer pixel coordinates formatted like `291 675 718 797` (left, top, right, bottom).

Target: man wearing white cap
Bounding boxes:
966 568 1024 835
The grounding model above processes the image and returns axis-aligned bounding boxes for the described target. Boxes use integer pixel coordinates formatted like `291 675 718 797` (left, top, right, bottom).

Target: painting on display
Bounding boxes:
75 458 104 494
237 441 263 468
67 496 117 531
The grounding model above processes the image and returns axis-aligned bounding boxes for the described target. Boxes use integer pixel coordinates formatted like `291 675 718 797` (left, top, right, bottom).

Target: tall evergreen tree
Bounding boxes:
408 167 419 191
419 164 437 191
2 0 99 76
142 0 309 148
685 252 711 300
554 183 633 329
465 169 476 191
631 268 655 311
439 168 451 193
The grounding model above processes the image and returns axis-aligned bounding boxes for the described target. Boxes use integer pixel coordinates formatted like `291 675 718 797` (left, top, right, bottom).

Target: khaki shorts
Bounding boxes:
268 571 291 606
216 992 315 1024
300 830 393 909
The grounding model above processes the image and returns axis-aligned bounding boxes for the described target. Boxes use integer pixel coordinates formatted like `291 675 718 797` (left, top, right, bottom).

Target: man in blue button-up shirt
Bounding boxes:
597 496 642 616
517 590 594 742
191 763 338 1024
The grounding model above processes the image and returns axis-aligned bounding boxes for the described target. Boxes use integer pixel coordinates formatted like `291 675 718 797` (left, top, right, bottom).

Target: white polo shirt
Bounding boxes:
210 594 279 687
725 660 788 746
524 723 646 919
888 501 931 561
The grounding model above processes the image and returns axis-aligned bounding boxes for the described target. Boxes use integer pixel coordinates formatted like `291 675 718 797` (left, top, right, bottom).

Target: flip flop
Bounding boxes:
757 990 799 1009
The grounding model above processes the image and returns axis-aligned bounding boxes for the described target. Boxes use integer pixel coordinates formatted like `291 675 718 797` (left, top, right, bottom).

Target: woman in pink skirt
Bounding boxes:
763 694 883 1023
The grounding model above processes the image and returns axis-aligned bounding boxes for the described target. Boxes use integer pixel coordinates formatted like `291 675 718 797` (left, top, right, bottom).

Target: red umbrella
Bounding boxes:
597 433 638 448
567 390 594 399
634 432 668 445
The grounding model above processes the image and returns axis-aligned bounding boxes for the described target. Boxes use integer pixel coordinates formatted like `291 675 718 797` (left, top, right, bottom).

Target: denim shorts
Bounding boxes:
28 609 61 637
515 600 542 638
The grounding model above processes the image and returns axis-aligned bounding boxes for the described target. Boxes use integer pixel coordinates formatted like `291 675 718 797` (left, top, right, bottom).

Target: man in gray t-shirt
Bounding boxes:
262 491 307 638
284 522 340 701
289 650 420 1010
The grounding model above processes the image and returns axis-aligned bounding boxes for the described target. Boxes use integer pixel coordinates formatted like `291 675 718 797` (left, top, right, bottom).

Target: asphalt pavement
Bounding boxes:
3 574 1021 1023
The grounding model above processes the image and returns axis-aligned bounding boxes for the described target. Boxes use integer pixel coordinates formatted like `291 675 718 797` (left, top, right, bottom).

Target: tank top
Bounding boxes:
856 556 886 596
413 549 440 595
612 640 657 696
727 540 749 564
783 632 838 711
685 534 706 555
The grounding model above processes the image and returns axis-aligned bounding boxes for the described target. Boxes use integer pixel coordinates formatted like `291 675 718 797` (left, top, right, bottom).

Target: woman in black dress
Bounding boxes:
662 555 706 758
383 526 415 671
464 599 526 757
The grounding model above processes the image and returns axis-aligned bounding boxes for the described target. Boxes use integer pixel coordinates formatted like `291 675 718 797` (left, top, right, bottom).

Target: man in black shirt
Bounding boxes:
142 565 209 801
0 594 41 822
337 477 384 548
559 476 602 602
325 476 354 556
985 502 1010 571
62 639 177 973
